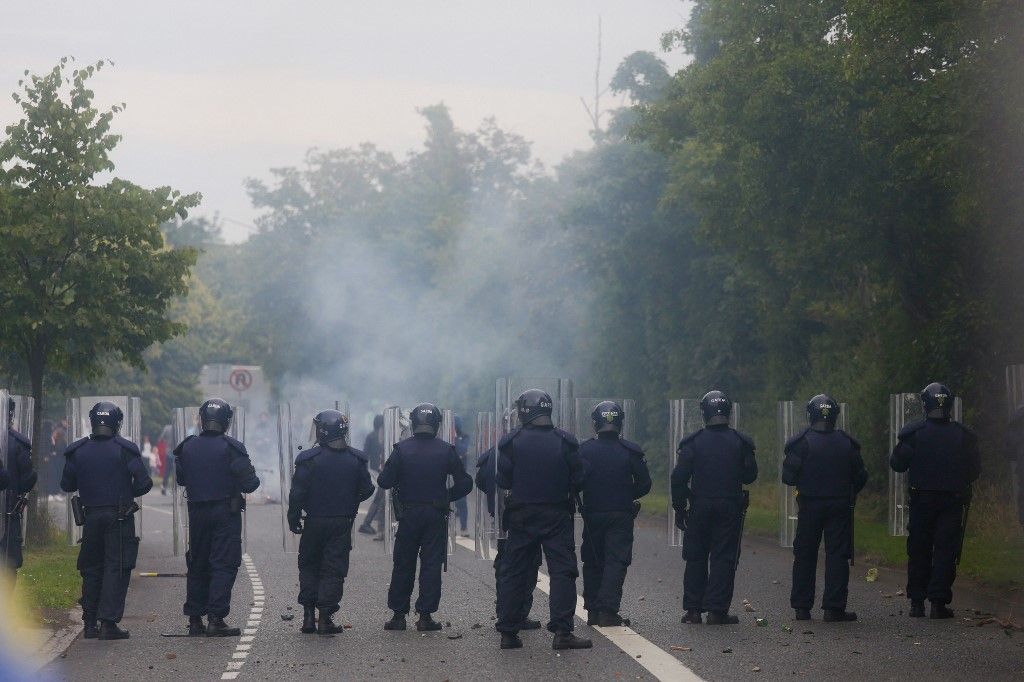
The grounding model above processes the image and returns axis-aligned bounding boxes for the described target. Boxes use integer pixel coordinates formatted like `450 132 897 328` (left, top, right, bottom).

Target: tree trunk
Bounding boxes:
25 347 47 546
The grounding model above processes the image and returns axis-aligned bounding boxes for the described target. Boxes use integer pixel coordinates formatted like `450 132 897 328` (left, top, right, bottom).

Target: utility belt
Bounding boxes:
505 499 573 514
71 497 139 526
188 494 246 513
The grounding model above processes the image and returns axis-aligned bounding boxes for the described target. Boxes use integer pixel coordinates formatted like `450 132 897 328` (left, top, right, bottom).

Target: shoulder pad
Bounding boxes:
64 437 89 457
784 428 811 451
554 428 579 447
498 428 522 449
223 435 248 457
619 438 645 456
173 434 196 456
294 446 322 464
733 429 756 449
836 429 861 449
898 420 927 440
348 446 369 463
114 435 141 456
9 429 31 448
679 429 704 447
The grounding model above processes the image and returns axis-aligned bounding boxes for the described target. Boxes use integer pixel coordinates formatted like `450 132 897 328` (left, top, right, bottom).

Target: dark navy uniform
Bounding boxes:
175 432 260 620
288 444 374 615
61 435 152 624
494 425 586 634
671 425 757 615
579 434 651 619
378 434 473 617
890 418 980 607
476 446 540 625
2 428 37 573
782 428 867 613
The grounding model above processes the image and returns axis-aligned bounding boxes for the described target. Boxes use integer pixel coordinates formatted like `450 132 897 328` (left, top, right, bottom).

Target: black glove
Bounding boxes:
289 516 303 534
632 501 641 518
674 507 687 531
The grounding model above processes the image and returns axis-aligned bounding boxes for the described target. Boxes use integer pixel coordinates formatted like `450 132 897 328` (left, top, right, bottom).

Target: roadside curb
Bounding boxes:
31 606 83 673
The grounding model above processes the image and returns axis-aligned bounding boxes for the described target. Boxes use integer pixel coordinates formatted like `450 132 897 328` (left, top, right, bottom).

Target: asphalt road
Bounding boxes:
42 489 1023 681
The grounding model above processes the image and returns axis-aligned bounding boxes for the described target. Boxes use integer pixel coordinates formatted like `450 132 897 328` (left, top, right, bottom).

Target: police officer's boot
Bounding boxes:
384 612 407 630
909 600 926 618
415 613 442 632
705 611 739 625
206 616 241 637
586 610 598 626
823 609 857 622
596 611 631 627
357 523 376 535
552 632 593 650
519 618 542 630
301 606 317 634
929 602 954 619
83 614 99 639
681 609 702 624
500 632 523 649
188 616 207 636
98 621 130 640
794 608 812 621
317 609 344 635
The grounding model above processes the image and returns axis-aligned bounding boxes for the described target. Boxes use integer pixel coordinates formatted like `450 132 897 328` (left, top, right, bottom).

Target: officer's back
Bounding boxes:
66 434 150 505
177 431 257 500
580 435 651 512
682 426 757 497
783 428 866 496
892 417 979 493
498 424 580 504
383 433 458 504
294 443 370 515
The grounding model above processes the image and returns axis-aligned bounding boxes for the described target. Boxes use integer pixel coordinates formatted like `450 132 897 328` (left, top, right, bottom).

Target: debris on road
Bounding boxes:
670 645 691 652
721 648 733 654
751 666 762 672
165 653 176 660
447 633 463 640
471 623 483 629
865 568 879 582
781 625 793 633
755 618 768 627
281 614 294 621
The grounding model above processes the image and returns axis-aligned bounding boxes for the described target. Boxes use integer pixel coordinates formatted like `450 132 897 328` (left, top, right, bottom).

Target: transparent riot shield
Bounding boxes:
777 401 849 547
495 377 574 541
8 395 34 547
473 411 497 560
228 406 247 553
888 393 962 536
667 398 740 547
381 406 406 556
276 403 298 553
65 396 142 545
573 398 637 441
438 409 457 557
171 406 199 556
0 390 10 564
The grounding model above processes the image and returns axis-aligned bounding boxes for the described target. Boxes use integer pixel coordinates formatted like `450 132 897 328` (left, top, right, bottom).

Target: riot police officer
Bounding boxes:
61 402 152 640
495 389 591 651
475 443 542 631
890 383 980 618
671 390 757 625
288 410 374 635
782 395 867 622
378 403 473 632
174 398 260 636
2 397 37 582
579 401 651 627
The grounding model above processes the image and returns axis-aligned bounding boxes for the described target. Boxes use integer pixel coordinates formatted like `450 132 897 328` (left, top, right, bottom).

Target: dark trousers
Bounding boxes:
790 497 852 610
78 507 139 623
455 496 468 531
496 505 579 634
1 515 24 574
581 510 634 614
386 506 448 615
363 488 386 531
493 536 540 623
682 497 742 613
907 490 965 605
298 516 353 615
185 501 242 618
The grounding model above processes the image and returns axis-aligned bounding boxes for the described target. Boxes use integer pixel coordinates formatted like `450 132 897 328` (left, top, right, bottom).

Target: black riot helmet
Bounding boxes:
89 401 124 438
410 403 443 436
807 394 840 431
591 401 624 434
199 398 234 434
516 389 554 426
700 390 732 426
314 410 349 449
921 382 954 419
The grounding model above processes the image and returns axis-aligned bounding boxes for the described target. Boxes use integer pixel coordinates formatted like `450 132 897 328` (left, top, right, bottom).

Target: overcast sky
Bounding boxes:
0 1 692 241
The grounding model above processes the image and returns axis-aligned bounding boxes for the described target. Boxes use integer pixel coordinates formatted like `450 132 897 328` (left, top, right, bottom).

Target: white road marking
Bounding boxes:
453 536 703 682
221 673 239 680
216 553 263 680
141 505 173 516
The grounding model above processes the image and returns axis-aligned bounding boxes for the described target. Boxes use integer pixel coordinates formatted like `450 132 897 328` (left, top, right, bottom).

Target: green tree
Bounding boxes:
0 59 199 536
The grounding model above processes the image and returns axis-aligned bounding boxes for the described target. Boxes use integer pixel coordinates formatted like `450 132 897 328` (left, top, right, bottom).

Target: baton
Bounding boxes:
954 488 972 567
733 490 750 569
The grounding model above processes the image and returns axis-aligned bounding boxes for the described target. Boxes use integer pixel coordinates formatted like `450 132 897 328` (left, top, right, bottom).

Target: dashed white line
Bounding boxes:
220 553 262 681
453 536 703 682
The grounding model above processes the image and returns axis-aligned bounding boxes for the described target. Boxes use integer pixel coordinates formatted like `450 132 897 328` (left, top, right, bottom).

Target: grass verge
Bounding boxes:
14 541 80 612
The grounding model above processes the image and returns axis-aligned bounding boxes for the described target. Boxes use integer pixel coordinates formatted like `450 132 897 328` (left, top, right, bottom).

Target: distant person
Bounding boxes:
453 415 470 537
2 397 38 584
672 390 757 626
782 395 867 622
174 399 260 636
579 401 651 627
141 435 156 474
378 404 472 632
357 414 386 536
890 383 980 618
49 419 68 495
1006 405 1024 528
61 402 152 640
287 410 374 634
